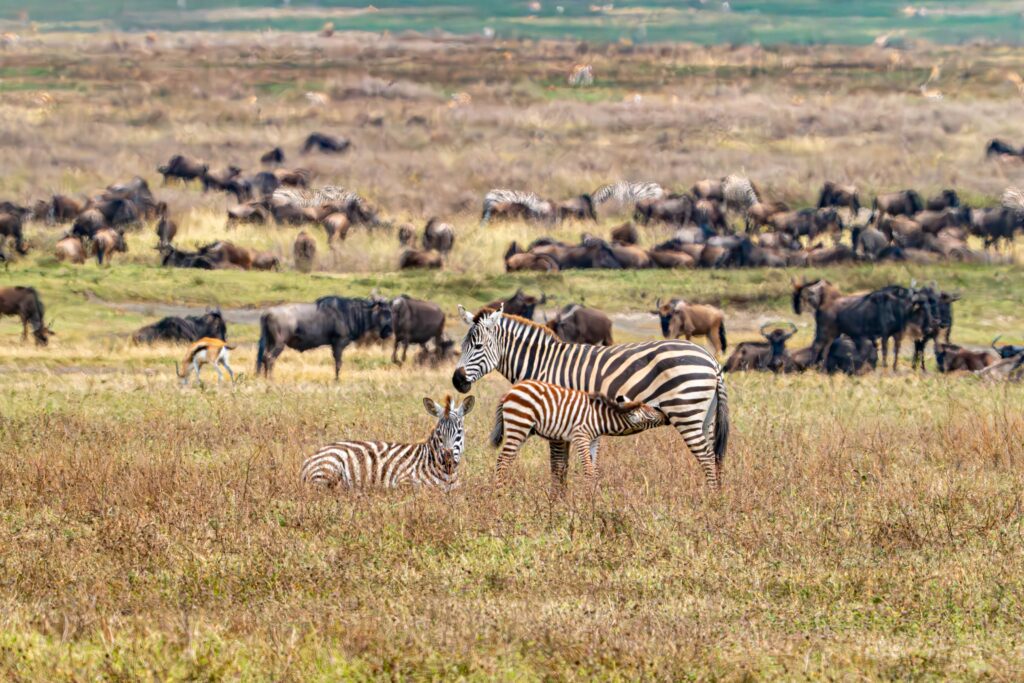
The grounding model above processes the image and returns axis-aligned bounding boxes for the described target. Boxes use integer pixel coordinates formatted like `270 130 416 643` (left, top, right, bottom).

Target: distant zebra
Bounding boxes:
480 189 555 225
490 380 665 485
300 395 475 489
272 186 380 225
591 180 665 206
721 174 761 213
453 308 729 488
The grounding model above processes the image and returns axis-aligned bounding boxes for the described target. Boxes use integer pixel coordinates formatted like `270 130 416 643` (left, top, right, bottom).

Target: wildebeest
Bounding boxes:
0 209 30 255
610 221 639 245
132 310 227 344
199 241 254 270
634 194 693 226
422 217 455 254
399 248 443 269
390 295 445 365
650 298 727 354
692 198 728 232
92 227 127 265
691 179 723 201
157 154 208 185
48 194 87 223
156 208 177 246
227 200 271 225
55 234 86 264
991 336 1024 359
760 322 804 373
722 323 807 373
302 132 351 154
545 304 613 345
159 244 217 270
769 208 843 240
926 189 960 211
745 200 789 233
873 190 923 219
483 289 546 320
934 343 999 372
252 252 280 271
293 231 317 272
322 212 351 242
906 287 957 370
986 138 1021 158
970 207 1023 249
817 181 860 214
557 194 597 222
504 246 560 272
256 295 393 380
0 286 53 345
261 147 285 165
824 335 878 375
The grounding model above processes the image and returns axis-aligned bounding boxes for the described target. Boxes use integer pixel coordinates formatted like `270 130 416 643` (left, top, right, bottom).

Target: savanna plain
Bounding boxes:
1 30 1024 680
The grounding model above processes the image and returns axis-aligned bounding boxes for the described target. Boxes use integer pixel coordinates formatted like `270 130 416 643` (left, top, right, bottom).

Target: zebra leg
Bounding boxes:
666 391 723 489
571 435 596 478
549 440 570 492
495 426 528 485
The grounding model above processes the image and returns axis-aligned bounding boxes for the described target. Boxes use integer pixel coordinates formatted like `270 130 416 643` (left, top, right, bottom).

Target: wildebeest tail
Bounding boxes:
718 322 727 352
256 314 269 374
488 404 505 448
713 373 729 468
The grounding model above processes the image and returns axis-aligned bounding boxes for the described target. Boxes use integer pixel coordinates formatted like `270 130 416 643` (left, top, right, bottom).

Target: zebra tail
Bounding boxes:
718 322 728 353
713 373 729 468
488 404 504 448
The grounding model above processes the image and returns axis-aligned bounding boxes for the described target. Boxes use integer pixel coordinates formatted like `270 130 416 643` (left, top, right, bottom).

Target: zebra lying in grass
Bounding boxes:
301 395 475 490
489 380 665 486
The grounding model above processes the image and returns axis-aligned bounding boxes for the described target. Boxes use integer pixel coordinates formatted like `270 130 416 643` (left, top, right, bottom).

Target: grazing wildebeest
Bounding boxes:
159 245 217 270
157 154 208 185
0 286 53 345
557 194 597 222
483 289 546 320
399 248 442 269
261 147 285 165
302 132 351 154
546 304 613 345
92 227 127 265
824 335 878 375
633 194 694 226
132 310 227 344
872 190 923 219
422 217 455 254
55 234 86 264
817 181 860 214
293 231 317 272
926 189 960 211
986 138 1021 158
390 295 445 365
934 343 999 372
256 295 393 380
0 209 30 255
650 298 727 355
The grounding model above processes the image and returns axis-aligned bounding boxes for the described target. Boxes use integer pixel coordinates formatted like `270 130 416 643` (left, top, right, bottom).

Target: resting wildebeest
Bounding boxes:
159 245 217 270
745 200 789 233
824 335 878 375
610 221 639 245
261 147 285 165
422 217 455 254
483 289 545 320
293 231 317 272
132 310 227 344
0 208 30 255
986 138 1021 159
872 190 923 219
769 208 843 240
157 154 208 185
934 343 999 372
256 295 393 380
302 132 351 154
545 304 613 345
0 286 53 345
817 181 860 214
721 323 808 373
399 248 443 269
991 336 1024 359
390 295 445 365
650 298 727 355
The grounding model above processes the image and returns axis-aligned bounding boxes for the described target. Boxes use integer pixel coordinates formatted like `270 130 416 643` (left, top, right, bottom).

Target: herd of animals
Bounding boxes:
1 133 1024 491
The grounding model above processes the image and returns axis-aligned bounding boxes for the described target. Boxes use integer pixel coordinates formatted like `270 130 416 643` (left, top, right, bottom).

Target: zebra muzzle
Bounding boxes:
452 368 472 393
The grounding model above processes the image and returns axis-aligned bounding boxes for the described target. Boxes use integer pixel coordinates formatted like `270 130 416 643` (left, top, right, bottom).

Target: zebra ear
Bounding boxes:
460 396 475 416
423 397 443 417
458 304 474 325
483 305 503 327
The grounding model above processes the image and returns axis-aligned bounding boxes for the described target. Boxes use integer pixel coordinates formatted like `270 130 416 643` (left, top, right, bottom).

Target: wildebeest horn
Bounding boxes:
992 335 1003 351
539 291 547 304
655 297 662 309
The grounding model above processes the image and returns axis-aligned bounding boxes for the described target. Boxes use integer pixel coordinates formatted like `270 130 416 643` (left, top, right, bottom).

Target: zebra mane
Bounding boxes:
498 312 561 340
588 392 648 413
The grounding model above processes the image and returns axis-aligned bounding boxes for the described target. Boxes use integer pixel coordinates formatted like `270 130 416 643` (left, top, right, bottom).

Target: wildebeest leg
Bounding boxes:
391 337 401 365
892 333 902 371
21 316 28 341
880 336 889 370
549 440 570 493
332 340 350 380
401 342 410 364
913 340 924 371
265 344 285 379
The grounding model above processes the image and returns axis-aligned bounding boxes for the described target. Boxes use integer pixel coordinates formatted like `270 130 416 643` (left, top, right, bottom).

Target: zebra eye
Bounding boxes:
473 342 482 350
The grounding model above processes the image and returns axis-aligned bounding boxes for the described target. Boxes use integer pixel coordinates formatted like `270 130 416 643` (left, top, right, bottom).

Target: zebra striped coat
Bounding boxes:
490 380 665 483
591 180 665 206
454 308 729 487
272 185 361 209
301 396 474 489
480 189 554 224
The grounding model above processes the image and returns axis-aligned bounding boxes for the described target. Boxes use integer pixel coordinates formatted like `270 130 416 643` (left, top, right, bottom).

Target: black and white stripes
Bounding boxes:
591 180 665 206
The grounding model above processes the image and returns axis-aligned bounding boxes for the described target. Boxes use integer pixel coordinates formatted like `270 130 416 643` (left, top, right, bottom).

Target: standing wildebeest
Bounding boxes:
293 231 317 272
92 228 127 265
907 286 957 370
546 304 613 345
302 132 351 154
390 295 445 365
261 147 285 165
986 138 1021 158
156 206 177 246
322 212 351 242
651 298 727 355
48 194 86 223
872 190 923 219
634 194 694 226
422 217 455 254
0 208 30 255
157 154 208 185
817 181 860 215
970 207 1024 249
483 289 546 320
926 189 960 211
557 194 597 222
132 310 227 344
256 296 393 380
0 286 53 345
769 208 843 240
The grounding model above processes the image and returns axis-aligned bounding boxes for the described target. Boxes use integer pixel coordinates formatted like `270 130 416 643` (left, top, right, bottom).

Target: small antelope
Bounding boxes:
175 337 236 385
301 395 474 490
489 380 665 486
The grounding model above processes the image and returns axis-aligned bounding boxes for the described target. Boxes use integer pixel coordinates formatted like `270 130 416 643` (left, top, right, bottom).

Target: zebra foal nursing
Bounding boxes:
300 395 474 490
490 380 665 485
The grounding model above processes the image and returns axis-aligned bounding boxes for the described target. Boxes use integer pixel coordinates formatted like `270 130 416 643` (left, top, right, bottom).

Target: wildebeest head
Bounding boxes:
760 321 797 371
792 277 828 315
453 305 503 393
991 335 1024 359
367 295 393 340
650 297 679 338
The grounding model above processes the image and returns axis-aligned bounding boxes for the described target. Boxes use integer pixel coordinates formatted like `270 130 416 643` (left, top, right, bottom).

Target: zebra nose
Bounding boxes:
452 368 471 393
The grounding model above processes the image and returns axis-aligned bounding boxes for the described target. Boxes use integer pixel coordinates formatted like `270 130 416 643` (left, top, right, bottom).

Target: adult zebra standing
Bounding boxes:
453 307 730 488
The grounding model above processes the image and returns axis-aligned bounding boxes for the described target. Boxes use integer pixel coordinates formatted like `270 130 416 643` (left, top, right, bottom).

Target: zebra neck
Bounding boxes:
422 437 454 481
497 319 565 383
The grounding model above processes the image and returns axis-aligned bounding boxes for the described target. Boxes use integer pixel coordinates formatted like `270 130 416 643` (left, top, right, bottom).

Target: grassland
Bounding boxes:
0 31 1023 680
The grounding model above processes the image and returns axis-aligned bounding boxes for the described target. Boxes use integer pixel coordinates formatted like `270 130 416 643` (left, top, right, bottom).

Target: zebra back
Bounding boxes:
273 185 361 209
592 181 665 205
